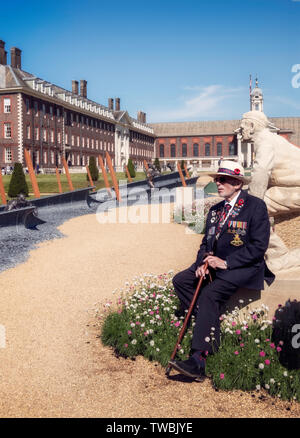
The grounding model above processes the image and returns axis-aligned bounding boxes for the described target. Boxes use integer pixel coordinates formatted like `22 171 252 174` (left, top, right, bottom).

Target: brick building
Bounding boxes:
0 40 155 172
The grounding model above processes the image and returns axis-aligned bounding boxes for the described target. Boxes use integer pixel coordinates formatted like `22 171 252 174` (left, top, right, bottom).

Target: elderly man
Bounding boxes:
169 160 275 380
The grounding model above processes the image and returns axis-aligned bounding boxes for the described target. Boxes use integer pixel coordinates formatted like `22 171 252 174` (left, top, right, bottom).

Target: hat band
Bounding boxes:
218 167 244 177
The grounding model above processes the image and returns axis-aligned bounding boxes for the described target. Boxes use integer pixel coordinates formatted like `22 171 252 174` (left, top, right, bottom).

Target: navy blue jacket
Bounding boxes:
195 190 275 290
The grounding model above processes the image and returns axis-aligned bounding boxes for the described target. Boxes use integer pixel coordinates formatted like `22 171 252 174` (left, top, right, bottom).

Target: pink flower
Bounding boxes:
124 344 128 348
220 373 225 380
236 329 241 335
136 321 141 325
174 321 180 327
232 321 237 327
259 351 266 357
240 343 245 347
265 359 270 365
269 343 275 349
234 351 239 355
127 330 132 335
279 340 284 345
149 311 154 315
265 339 270 342
276 347 282 352
252 314 258 320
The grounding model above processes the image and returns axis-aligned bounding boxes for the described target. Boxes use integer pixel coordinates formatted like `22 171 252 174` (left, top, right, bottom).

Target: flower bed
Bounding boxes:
100 272 300 402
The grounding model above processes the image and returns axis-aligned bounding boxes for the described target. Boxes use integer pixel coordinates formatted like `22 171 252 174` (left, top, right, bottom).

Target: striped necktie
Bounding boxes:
215 202 231 238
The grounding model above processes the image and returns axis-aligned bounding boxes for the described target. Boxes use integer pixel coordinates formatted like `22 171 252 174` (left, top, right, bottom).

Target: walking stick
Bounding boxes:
165 261 210 377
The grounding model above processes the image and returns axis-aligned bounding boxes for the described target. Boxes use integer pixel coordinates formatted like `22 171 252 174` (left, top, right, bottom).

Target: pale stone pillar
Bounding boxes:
247 142 252 168
237 135 243 164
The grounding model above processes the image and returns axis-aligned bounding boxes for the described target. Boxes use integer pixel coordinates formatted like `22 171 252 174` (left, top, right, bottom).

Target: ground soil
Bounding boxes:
0 204 299 418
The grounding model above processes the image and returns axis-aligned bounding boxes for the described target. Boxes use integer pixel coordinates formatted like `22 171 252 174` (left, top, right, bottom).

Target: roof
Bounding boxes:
0 64 154 135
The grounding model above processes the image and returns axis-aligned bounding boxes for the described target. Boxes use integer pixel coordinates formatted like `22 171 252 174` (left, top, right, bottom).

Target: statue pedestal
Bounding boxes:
226 268 300 317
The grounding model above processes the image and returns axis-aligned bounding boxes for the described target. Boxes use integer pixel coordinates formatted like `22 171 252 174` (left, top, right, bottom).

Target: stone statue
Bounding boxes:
239 110 300 272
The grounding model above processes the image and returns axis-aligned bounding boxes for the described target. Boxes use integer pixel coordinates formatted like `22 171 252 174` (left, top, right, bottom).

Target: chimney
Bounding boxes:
108 98 114 110
115 97 120 111
137 111 143 122
0 40 7 65
142 112 147 123
10 47 22 69
80 80 87 98
72 80 79 95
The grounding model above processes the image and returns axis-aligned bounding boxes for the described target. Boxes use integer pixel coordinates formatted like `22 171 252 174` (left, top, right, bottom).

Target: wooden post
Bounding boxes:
24 148 40 198
86 165 96 191
98 155 111 195
0 171 7 205
105 152 121 202
55 167 63 193
62 156 74 191
177 162 187 187
125 166 133 183
143 160 149 171
184 163 190 179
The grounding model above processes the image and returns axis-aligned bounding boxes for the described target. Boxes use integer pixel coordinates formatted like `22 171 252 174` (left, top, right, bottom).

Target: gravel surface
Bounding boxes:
0 200 299 418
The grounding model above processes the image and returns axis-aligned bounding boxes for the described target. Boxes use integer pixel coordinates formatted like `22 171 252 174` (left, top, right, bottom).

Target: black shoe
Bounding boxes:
168 357 206 381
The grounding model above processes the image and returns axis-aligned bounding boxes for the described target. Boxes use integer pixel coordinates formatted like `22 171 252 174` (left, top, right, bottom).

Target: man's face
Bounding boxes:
240 119 254 141
214 176 242 200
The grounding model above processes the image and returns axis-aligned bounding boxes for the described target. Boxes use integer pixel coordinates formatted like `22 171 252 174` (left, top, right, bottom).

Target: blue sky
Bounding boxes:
1 0 300 122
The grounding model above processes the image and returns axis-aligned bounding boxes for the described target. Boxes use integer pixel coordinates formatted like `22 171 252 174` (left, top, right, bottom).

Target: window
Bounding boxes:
65 133 68 145
34 101 38 116
87 138 89 148
50 129 54 143
77 136 80 147
159 144 164 158
43 128 47 142
96 140 99 150
193 143 199 157
5 147 12 163
255 103 259 111
26 98 30 114
57 131 61 144
4 98 11 113
35 126 39 141
170 144 176 158
91 139 94 149
42 104 46 117
4 123 12 138
217 143 222 156
49 106 53 118
182 143 187 157
229 142 236 156
26 125 31 139
43 151 47 164
72 135 75 146
205 143 210 156
57 107 60 118
51 150 54 164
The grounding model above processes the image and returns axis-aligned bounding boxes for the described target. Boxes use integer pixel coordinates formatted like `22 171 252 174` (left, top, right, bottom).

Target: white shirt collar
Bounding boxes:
225 190 241 209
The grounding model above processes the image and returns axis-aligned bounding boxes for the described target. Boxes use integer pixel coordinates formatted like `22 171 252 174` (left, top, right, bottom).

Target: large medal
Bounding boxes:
230 233 244 246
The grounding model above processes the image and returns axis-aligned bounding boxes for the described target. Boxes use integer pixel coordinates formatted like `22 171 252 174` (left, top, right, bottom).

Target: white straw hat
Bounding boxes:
209 160 250 184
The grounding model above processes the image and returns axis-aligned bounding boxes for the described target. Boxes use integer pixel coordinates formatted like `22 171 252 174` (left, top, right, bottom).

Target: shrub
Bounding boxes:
153 158 161 173
100 274 300 402
127 158 136 178
8 163 29 198
87 156 99 181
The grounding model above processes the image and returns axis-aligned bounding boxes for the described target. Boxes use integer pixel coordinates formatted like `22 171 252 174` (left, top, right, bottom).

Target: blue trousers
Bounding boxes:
172 264 238 354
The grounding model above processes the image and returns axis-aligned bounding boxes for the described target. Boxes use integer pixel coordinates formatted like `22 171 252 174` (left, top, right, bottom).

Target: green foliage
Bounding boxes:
101 274 300 402
153 158 161 172
180 160 185 170
87 156 99 182
8 163 29 198
127 159 136 178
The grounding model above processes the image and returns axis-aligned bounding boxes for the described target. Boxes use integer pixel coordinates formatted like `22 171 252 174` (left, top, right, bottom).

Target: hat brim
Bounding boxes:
208 171 251 184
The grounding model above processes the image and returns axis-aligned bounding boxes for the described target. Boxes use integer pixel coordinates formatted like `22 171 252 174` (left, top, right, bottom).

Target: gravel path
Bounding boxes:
0 204 299 417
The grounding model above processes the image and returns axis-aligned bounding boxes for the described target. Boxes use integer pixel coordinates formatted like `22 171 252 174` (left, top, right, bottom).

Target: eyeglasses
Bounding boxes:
214 176 231 184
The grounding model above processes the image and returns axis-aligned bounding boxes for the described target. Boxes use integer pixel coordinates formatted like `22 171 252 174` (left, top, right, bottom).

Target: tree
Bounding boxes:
87 156 99 181
154 158 161 172
8 163 29 198
127 158 136 178
180 160 185 170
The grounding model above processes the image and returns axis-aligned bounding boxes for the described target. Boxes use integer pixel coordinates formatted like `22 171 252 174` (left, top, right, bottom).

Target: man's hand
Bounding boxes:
203 255 227 270
195 264 209 278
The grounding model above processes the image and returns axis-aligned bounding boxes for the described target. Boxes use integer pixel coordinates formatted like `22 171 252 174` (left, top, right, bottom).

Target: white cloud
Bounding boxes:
149 84 245 122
